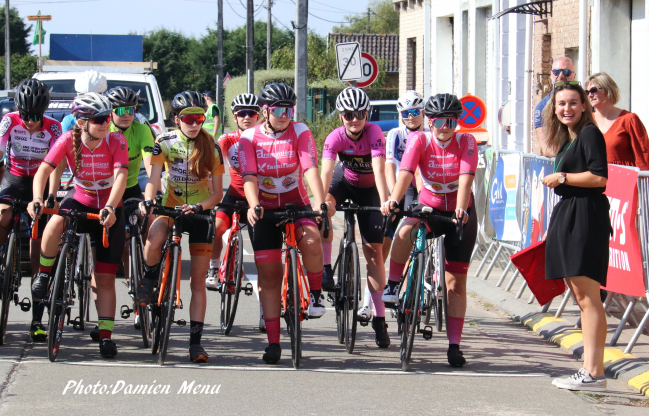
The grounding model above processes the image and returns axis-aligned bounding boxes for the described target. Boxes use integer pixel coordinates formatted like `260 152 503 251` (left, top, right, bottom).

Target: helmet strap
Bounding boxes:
81 128 101 142
345 127 363 141
406 124 422 133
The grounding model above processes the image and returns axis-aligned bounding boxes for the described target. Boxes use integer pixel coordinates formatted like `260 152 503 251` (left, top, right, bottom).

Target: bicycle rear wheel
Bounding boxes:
220 230 243 335
284 249 301 369
334 240 345 344
434 237 448 333
48 244 70 362
400 252 424 371
423 244 434 325
150 247 169 355
75 235 91 331
0 234 17 345
131 235 151 348
343 243 360 354
158 245 179 365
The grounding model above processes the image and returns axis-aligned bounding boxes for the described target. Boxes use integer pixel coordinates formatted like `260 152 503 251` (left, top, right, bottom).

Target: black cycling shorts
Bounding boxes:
122 184 144 203
328 162 383 245
60 194 126 267
152 212 214 257
387 183 419 238
0 172 49 236
248 205 317 252
215 193 248 226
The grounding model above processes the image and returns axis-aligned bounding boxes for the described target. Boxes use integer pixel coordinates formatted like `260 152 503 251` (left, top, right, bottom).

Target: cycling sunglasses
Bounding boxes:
554 81 581 87
341 110 367 121
89 115 112 125
552 69 573 77
400 108 422 119
431 118 459 129
267 106 294 118
114 106 136 116
235 109 259 118
178 114 206 125
19 112 42 122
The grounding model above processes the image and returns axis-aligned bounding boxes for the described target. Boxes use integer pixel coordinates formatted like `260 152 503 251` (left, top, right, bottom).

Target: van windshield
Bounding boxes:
42 79 158 125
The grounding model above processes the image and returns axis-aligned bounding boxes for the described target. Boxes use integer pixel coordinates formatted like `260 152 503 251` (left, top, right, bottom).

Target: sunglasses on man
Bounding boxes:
552 69 573 77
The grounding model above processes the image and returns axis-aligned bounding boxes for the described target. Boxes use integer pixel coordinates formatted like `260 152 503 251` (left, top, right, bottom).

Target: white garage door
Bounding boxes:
631 0 648 125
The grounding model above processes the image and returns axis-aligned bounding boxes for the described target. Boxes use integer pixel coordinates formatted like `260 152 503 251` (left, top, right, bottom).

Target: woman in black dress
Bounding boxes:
541 82 610 392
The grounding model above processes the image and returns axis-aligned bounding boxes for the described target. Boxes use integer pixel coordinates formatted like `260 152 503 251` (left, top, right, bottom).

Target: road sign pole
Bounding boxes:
5 0 10 89
295 0 308 121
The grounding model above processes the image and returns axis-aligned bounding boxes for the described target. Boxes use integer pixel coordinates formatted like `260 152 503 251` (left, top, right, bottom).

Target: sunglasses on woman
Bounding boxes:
431 118 458 129
178 114 206 125
554 81 581 87
552 69 573 77
88 115 112 125
586 86 602 95
235 109 259 118
114 106 136 116
19 112 42 122
400 108 422 119
341 110 367 121
268 106 294 118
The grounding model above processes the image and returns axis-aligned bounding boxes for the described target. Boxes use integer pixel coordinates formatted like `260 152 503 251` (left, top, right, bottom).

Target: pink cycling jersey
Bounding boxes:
322 122 385 188
239 122 318 209
0 112 63 177
400 131 478 211
44 131 129 208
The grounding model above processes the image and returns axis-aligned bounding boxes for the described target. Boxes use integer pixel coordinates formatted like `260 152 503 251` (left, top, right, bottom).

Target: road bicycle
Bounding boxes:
145 201 215 365
35 204 108 362
327 202 385 354
385 205 462 371
119 199 152 348
423 237 447 332
211 201 253 335
255 203 329 369
0 198 36 344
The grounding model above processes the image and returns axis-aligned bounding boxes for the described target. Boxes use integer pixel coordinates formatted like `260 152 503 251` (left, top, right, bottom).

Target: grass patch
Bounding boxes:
468 321 478 327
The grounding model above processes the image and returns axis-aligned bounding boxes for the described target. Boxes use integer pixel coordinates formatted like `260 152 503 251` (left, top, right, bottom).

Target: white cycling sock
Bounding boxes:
210 259 221 269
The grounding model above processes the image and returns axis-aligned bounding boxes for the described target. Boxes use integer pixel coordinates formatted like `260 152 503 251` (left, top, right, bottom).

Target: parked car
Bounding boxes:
368 100 399 134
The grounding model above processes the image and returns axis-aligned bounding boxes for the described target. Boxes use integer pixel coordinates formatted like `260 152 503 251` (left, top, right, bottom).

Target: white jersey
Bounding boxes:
385 125 429 175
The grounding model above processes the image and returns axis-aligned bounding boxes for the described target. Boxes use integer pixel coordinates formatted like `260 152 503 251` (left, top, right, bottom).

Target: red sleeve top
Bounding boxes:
603 110 649 171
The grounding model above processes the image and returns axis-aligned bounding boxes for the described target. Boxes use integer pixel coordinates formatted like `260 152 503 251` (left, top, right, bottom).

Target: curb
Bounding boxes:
467 275 649 396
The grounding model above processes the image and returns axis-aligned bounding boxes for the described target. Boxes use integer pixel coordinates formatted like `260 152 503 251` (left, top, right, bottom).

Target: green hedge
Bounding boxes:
223 69 294 130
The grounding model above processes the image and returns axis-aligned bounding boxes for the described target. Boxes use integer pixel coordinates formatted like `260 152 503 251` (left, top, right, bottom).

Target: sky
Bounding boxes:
11 0 370 57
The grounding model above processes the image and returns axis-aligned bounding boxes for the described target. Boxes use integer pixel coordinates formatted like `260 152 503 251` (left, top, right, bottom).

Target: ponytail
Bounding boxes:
66 124 83 189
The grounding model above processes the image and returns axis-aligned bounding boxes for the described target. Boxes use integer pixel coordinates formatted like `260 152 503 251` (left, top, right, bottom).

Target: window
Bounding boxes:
407 38 417 90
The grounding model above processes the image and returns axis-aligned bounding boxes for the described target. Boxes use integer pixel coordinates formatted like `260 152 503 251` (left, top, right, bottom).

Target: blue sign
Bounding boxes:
50 34 143 62
489 156 506 240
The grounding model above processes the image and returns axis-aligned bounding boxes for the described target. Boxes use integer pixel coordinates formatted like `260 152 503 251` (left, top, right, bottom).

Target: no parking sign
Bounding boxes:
457 93 489 144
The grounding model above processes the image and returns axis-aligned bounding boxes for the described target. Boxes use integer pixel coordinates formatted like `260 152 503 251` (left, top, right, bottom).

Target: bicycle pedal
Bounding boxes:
120 305 133 319
175 319 186 326
390 309 397 319
421 326 433 340
70 317 83 331
243 282 253 296
326 293 335 306
18 297 31 312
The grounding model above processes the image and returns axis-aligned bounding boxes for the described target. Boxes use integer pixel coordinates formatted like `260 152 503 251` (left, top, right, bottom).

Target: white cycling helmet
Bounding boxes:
72 92 112 118
75 70 107 94
396 90 424 112
231 93 260 111
335 87 370 112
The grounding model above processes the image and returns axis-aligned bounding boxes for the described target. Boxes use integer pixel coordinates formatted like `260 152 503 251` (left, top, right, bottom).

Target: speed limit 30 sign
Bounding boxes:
347 52 378 88
335 42 363 81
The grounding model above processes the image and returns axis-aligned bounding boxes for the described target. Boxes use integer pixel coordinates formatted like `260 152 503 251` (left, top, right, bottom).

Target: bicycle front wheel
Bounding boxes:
220 230 243 335
343 243 360 354
400 252 424 371
434 237 447 333
284 249 301 369
0 233 17 345
150 247 169 355
75 235 91 331
131 235 151 348
48 244 70 362
159 245 179 365
423 245 434 326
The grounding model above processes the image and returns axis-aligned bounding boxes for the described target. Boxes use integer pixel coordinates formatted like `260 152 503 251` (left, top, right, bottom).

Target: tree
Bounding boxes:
143 29 195 101
332 0 398 34
270 33 336 81
0 7 32 56
0 54 37 86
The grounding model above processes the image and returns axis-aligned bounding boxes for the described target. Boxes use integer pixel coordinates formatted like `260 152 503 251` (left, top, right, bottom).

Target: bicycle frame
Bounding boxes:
280 222 309 321
220 209 242 286
158 231 183 309
403 224 428 309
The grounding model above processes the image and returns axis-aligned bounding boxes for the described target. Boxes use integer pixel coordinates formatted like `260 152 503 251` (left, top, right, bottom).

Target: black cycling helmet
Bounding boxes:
106 86 139 108
204 90 216 100
171 91 206 114
424 93 464 118
15 79 50 115
258 82 296 107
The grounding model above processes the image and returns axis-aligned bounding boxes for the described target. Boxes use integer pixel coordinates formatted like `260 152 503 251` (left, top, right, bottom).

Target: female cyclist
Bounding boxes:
205 93 261 289
137 91 224 363
0 79 63 341
381 93 478 367
28 93 129 358
320 87 390 348
241 82 326 364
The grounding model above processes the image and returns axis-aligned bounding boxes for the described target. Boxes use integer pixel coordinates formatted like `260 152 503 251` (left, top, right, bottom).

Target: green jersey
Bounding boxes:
109 120 155 188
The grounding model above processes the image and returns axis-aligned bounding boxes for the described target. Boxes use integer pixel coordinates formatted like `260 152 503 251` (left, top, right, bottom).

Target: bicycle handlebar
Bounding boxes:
382 205 463 241
32 204 109 247
216 201 249 212
145 200 216 242
254 203 330 239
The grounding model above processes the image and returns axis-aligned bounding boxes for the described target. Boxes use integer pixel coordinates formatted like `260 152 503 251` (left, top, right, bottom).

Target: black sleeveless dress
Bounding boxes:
545 123 611 284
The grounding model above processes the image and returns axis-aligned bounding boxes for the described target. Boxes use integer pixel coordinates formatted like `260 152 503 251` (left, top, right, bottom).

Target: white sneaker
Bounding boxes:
308 292 326 318
205 267 221 290
357 305 373 321
554 368 607 392
381 283 399 303
134 313 140 329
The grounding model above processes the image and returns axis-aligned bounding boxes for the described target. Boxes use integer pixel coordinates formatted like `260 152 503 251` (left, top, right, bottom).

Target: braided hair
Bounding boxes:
67 123 84 189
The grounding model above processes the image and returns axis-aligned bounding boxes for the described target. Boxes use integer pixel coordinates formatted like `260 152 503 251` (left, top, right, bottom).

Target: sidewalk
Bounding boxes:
466 255 649 397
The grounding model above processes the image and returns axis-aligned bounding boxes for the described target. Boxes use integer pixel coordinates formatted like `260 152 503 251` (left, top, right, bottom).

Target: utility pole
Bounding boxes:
4 0 10 89
246 0 254 94
266 0 272 70
294 0 307 121
216 0 224 129
366 7 371 33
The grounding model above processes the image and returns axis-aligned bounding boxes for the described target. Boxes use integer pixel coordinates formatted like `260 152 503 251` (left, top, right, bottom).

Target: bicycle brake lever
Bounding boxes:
46 194 55 209
320 203 329 239
382 206 396 237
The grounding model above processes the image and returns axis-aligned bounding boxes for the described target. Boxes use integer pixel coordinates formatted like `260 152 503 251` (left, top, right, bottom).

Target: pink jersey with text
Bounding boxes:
218 131 245 198
321 122 385 188
44 131 129 208
0 112 63 177
238 122 318 209
400 131 478 211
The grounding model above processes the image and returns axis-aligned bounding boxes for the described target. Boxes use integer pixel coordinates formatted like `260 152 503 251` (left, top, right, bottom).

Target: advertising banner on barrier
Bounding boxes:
489 153 521 241
521 157 556 248
475 147 496 243
603 165 645 297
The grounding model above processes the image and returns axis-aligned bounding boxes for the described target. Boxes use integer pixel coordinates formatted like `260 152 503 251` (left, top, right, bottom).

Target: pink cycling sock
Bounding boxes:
448 317 465 345
265 318 280 344
389 259 405 283
323 242 332 265
307 270 323 291
370 291 385 317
